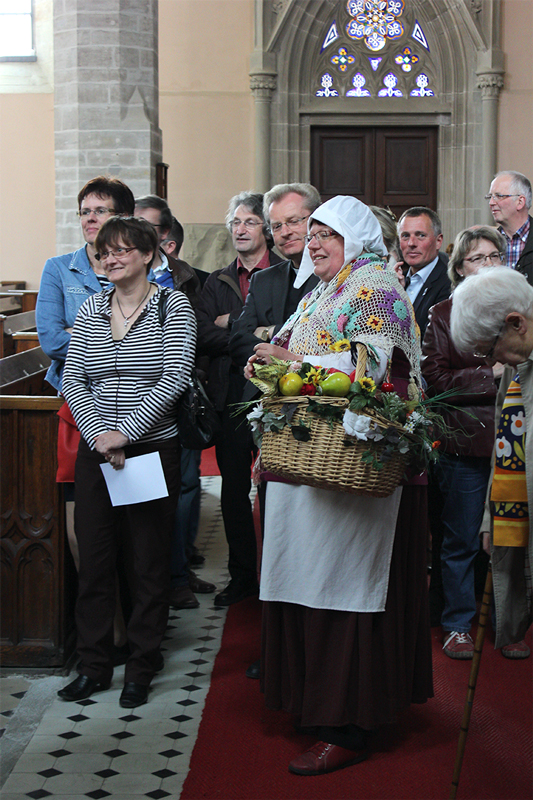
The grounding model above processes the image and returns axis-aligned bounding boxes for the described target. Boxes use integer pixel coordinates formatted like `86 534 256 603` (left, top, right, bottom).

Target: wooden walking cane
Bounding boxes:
449 562 493 799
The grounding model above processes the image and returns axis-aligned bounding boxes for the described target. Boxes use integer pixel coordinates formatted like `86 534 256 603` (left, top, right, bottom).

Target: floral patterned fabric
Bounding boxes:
491 374 529 547
272 254 422 387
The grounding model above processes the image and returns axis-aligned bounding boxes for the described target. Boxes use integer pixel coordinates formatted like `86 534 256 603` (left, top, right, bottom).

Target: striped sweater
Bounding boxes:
62 285 197 448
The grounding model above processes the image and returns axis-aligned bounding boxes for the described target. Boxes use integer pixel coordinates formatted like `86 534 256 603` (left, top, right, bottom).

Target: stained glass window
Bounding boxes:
321 21 340 52
410 73 434 96
316 73 339 97
331 47 356 72
394 46 419 72
378 72 403 97
314 2 436 100
346 73 371 97
346 1 405 52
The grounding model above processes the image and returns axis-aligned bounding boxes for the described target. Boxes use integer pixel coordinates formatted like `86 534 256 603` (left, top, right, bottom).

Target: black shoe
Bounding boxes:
189 547 205 567
246 659 261 679
214 579 259 607
58 674 110 702
120 682 149 708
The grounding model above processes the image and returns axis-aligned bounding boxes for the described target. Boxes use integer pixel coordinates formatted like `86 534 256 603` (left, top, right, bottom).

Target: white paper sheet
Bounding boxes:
100 451 169 506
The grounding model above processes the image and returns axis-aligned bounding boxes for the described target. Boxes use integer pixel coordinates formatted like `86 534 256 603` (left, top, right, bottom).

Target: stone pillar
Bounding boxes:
476 69 504 225
53 0 161 254
250 72 277 192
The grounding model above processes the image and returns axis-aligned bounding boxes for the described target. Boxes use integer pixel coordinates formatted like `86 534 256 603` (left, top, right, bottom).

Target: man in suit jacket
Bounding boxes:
230 183 321 401
196 192 285 608
398 206 451 337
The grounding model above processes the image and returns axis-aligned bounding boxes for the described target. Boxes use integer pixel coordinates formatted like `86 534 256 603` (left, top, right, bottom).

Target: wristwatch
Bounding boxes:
261 328 270 342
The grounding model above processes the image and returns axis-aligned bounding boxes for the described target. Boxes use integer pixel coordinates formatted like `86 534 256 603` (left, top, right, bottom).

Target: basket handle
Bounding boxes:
354 342 368 382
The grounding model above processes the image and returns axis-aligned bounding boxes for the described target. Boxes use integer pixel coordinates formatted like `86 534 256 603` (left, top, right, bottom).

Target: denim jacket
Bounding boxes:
36 246 107 391
36 245 156 391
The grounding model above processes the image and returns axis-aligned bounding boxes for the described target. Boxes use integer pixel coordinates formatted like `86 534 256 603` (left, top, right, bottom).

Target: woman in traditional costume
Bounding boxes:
245 196 433 775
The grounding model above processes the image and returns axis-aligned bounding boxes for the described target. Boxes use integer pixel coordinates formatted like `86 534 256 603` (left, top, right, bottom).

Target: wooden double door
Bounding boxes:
311 126 438 220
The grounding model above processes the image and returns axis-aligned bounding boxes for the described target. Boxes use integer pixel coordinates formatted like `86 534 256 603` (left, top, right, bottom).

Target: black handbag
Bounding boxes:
158 290 221 450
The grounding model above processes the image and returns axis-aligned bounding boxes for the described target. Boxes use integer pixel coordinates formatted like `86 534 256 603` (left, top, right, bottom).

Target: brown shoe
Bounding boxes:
188 570 216 594
289 741 367 776
169 585 199 609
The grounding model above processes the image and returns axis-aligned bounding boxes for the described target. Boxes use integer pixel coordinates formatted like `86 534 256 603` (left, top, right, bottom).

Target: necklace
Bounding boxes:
115 286 151 328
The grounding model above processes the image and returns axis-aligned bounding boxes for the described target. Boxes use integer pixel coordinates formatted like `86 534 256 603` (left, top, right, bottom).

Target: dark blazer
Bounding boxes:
515 215 533 285
229 262 319 399
195 250 284 410
406 252 451 337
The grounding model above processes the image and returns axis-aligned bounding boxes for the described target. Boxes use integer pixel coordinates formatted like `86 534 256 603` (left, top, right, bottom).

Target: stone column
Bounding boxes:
250 70 277 193
476 70 504 225
53 0 161 254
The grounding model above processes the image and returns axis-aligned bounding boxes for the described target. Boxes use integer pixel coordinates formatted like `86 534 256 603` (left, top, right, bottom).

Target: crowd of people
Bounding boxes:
36 169 532 774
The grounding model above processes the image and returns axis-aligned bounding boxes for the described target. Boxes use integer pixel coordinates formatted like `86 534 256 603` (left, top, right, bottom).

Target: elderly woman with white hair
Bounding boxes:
451 266 533 659
245 196 433 776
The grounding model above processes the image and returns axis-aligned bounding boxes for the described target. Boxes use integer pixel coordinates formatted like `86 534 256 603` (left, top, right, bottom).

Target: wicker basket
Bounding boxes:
260 395 408 497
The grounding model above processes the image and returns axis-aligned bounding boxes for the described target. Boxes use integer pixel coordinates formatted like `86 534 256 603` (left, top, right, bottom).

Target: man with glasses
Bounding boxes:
486 171 533 283
196 192 285 607
228 183 321 676
230 183 321 372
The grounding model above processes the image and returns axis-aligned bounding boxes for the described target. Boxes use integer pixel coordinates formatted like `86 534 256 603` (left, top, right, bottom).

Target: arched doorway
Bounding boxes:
251 0 504 237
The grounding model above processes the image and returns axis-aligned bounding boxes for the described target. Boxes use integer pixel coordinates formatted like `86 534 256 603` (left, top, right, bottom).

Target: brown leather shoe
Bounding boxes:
169 585 199 609
188 570 216 594
288 741 367 776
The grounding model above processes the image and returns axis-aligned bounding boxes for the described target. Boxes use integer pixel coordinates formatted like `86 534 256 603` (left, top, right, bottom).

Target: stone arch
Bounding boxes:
252 0 503 237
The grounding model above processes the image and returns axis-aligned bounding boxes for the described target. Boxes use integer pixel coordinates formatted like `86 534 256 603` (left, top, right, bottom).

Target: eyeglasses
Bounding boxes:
473 321 505 360
94 247 137 262
463 252 503 266
230 218 263 230
78 207 116 218
269 215 310 234
483 193 521 202
304 230 339 245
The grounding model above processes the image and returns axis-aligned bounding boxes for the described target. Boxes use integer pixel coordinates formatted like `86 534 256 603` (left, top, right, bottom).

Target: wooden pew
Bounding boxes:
0 294 22 316
1 395 76 667
6 290 39 312
0 346 54 396
12 332 40 354
1 309 37 358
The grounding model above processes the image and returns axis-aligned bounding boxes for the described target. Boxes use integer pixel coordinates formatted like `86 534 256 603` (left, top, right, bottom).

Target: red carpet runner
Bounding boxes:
181 597 532 800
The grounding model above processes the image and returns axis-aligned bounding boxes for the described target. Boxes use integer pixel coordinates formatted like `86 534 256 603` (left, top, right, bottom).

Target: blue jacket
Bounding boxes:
36 246 105 391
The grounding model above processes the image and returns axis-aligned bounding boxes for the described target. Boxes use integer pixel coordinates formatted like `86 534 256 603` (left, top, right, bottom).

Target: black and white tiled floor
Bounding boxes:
1 476 232 799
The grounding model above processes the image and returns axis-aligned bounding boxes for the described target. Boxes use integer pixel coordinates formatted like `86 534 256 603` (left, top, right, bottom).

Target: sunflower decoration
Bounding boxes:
329 338 351 353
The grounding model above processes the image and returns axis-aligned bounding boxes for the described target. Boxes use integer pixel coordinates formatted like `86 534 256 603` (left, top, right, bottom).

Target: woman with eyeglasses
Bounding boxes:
58 216 196 707
244 196 432 775
36 176 137 663
421 226 508 659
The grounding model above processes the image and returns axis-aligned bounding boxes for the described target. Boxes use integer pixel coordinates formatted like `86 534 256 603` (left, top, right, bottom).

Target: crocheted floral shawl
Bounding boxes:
272 253 422 385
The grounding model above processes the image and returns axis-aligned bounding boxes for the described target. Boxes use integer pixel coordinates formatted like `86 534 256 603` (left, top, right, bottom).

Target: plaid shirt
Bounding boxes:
499 217 531 268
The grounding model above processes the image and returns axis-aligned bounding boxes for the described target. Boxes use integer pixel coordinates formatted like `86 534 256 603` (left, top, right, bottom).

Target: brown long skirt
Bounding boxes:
261 485 433 731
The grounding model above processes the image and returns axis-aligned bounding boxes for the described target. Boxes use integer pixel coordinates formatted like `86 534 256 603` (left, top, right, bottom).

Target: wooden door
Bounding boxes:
311 126 438 219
